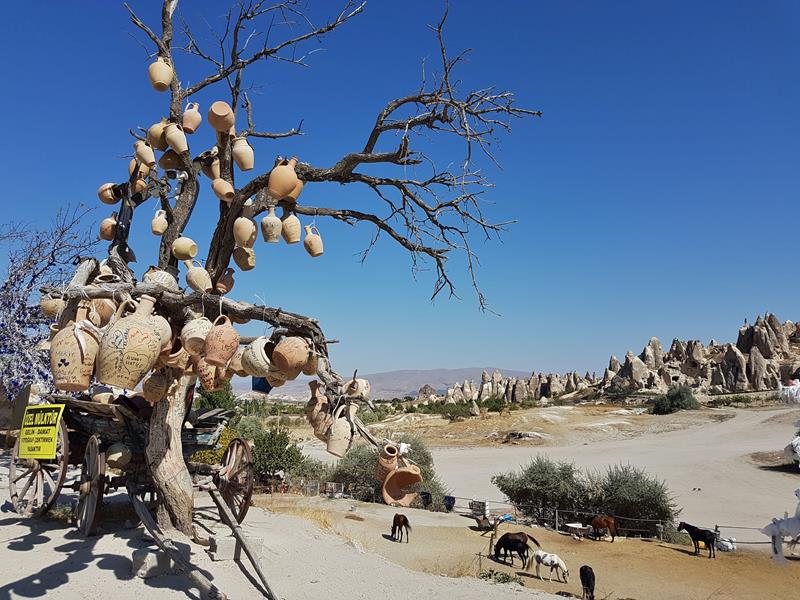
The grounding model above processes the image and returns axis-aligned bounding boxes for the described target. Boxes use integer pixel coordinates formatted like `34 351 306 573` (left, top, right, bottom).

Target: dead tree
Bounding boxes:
41 0 539 535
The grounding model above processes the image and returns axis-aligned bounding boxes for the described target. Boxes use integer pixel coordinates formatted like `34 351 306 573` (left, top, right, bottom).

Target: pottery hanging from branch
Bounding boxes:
158 149 180 170
151 210 168 235
164 122 188 154
50 304 101 392
201 153 221 179
327 404 357 458
183 260 212 293
148 56 173 92
233 246 256 271
150 313 172 354
192 355 221 392
97 183 120 205
208 101 235 132
142 370 170 405
99 214 117 241
233 217 257 247
267 157 299 200
181 316 213 356
281 208 301 244
272 336 311 373
143 266 179 292
260 206 282 243
147 119 169 151
285 179 304 203
172 237 197 261
128 159 150 179
303 225 323 257
182 102 202 134
133 141 156 168
232 137 254 171
204 315 240 367
212 178 235 203
241 337 272 376
228 348 248 377
215 268 235 294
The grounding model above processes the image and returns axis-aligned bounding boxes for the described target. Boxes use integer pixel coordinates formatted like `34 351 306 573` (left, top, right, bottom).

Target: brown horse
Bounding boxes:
391 513 411 542
493 531 541 565
590 516 618 542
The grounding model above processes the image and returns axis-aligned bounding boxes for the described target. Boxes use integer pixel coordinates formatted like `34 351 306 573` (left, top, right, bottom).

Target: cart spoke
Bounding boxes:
13 468 33 484
42 467 57 492
36 472 44 507
18 471 36 503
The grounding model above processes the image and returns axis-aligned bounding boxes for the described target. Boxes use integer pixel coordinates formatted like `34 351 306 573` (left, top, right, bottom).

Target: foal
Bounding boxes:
391 513 411 543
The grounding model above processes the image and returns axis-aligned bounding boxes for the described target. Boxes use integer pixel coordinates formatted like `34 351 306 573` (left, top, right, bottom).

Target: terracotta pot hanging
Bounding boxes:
148 57 173 92
233 246 256 271
128 158 150 179
151 210 168 235
204 315 240 367
229 347 248 377
158 149 181 170
260 206 282 243
212 178 235 203
232 137 254 171
208 101 235 132
303 225 323 257
182 102 202 134
183 260 212 293
99 215 117 241
142 370 170 405
281 208 301 244
133 141 156 168
172 237 197 261
215 268 235 294
164 122 188 153
267 157 299 200
97 183 119 205
382 465 423 507
272 336 311 373
143 266 179 292
181 316 213 356
233 217 257 247
147 119 169 151
201 148 221 179
285 178 304 203
40 296 65 319
327 404 357 458
240 336 271 376
50 304 101 392
375 443 399 483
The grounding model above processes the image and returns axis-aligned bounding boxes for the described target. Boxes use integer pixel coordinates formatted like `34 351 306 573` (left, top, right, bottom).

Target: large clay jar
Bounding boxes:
326 404 357 458
143 266 179 292
267 157 299 200
183 260 212 293
216 268 235 294
271 336 310 373
133 141 156 168
164 123 188 153
147 119 169 151
204 315 240 367
90 297 116 328
192 355 220 391
240 336 271 376
285 179 304 203
260 206 282 243
233 246 256 271
233 217 257 247
182 102 202 134
99 215 117 241
50 305 101 392
158 149 181 170
375 443 399 483
181 316 212 356
232 137 254 171
281 208 301 244
151 210 168 235
303 225 323 257
172 237 197 260
98 183 119 205
96 296 162 389
208 101 235 132
148 57 173 92
212 178 235 203
382 464 423 507
142 370 170 405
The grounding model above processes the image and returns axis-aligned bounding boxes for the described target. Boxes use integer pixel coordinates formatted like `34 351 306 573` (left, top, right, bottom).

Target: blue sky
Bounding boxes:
1 1 798 375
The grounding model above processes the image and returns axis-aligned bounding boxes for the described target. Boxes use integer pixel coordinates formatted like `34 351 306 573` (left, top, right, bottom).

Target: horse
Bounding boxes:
529 549 569 583
590 515 618 542
579 565 595 600
493 536 530 567
391 513 411 543
678 521 716 558
493 531 541 563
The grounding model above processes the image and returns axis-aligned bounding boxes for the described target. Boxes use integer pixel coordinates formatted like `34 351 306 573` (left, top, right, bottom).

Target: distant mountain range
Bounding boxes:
233 367 531 401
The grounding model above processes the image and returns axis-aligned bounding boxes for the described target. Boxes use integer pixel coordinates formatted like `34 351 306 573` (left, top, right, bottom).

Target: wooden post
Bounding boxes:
555 507 559 532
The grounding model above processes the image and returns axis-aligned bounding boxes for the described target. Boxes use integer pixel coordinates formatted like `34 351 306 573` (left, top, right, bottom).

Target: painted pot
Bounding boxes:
281 208 301 244
215 268 235 295
164 338 190 371
133 141 156 168
143 267 179 292
267 157 298 200
382 465 423 507
285 179 304 203
233 217 257 247
260 206 282 243
99 215 117 241
303 225 323 257
158 149 181 170
204 315 240 367
142 370 170 405
183 260 212 293
208 101 235 132
182 102 202 134
148 57 173 92
150 313 172 352
181 316 213 356
233 246 256 271
327 403 357 458
192 355 220 391
50 305 101 392
229 347 248 377
147 119 169 151
212 178 235 203
240 336 271 376
232 137 254 171
164 122 188 153
271 336 310 373
96 296 162 389
375 443 399 483
172 237 198 261
98 183 119 205
151 210 168 235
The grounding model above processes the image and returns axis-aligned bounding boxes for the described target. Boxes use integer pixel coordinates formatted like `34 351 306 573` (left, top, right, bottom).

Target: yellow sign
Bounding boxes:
18 404 65 459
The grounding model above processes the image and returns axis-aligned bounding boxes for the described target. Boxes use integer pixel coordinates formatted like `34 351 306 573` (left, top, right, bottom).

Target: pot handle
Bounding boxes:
111 299 135 323
212 315 230 326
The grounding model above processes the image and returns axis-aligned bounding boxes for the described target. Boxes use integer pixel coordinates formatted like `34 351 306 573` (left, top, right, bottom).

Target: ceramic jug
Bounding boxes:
133 141 156 168
143 267 179 292
148 57 173 91
208 101 235 132
232 137 254 171
267 157 299 200
183 260 212 293
375 443 399 483
240 336 271 376
281 208 301 244
128 158 150 179
271 336 310 373
182 102 202 134
215 268 235 294
382 464 423 507
181 316 213 356
212 178 235 203
204 315 240 367
301 353 318 376
164 338 190 371
164 122 188 153
327 403 357 458
98 183 119 205
150 313 172 353
99 215 117 241
233 246 256 271
40 296 65 319
192 355 220 391
147 119 169 151
260 206 282 243
233 217 257 247
172 237 197 261
90 297 116 328
50 305 101 392
303 225 323 257
151 210 168 235
228 347 248 377
158 149 181 170
201 149 221 179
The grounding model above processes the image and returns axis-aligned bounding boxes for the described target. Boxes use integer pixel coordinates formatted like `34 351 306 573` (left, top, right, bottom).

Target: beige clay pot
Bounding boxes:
260 206 282 243
212 178 235 203
182 102 202 134
215 268 235 294
50 305 101 392
201 148 221 179
151 210 168 235
375 443 399 483
303 225 323 257
233 246 256 271
172 237 197 261
271 336 310 373
285 179 304 203
97 183 119 205
40 296 65 319
267 157 299 200
281 208 301 244
233 217 257 247
326 404 357 458
164 123 188 154
204 315 240 367
128 158 150 179
240 336 271 376
133 141 156 168
143 267 179 292
382 465 423 507
208 101 235 132
147 119 169 151
99 215 117 241
158 149 181 170
181 316 213 356
183 260 212 293
232 137 254 171
148 57 173 92
142 370 170 405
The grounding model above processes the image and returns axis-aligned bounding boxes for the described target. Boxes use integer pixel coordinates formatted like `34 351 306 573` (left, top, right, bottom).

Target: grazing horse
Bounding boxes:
590 515 618 542
494 537 530 567
391 513 411 542
493 531 541 564
678 521 716 558
529 549 569 583
579 565 595 600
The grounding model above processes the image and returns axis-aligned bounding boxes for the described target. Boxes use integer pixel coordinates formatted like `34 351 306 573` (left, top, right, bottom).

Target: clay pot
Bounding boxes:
229 347 248 377
285 178 304 203
147 119 169 151
183 260 212 293
208 101 235 132
143 267 179 292
232 137 254 171
204 315 240 367
181 316 213 356
99 215 117 241
182 102 202 134
90 297 116 328
164 338 190 371
281 208 301 244
201 149 221 179
233 217 257 247
158 149 181 170
132 178 147 194
342 378 371 400
133 141 156 168
164 123 188 153
216 268 235 294
92 391 114 404
142 370 170 405
106 443 132 469
151 210 168 235
303 225 323 257
240 336 271 376
260 206 282 243
267 157 299 200
128 159 150 179
40 296 65 319
271 336 311 373
148 57 173 92
301 353 318 376
327 404 357 458
212 178 235 203
172 237 198 260
98 183 119 205
150 314 172 352
192 355 221 391
382 465 423 507
50 305 101 392
233 246 256 271
375 444 399 483
306 381 330 439
96 296 162 389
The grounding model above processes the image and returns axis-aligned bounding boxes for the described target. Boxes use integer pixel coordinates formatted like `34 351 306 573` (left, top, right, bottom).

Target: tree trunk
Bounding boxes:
147 372 196 534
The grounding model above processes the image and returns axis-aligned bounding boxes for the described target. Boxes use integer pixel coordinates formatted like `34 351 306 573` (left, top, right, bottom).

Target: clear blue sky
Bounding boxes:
1 1 798 376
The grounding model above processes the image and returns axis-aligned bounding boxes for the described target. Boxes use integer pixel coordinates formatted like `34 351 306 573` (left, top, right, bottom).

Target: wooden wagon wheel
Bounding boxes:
75 435 105 536
8 417 69 517
217 437 254 523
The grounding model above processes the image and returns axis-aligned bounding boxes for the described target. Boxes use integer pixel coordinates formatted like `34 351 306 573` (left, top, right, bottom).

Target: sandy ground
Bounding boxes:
0 458 557 600
261 495 800 600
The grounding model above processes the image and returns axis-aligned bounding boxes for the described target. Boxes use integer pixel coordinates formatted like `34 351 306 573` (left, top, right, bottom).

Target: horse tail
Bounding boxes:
526 534 541 548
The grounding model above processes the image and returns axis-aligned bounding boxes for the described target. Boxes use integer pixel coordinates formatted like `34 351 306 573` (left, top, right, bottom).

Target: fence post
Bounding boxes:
555 508 559 532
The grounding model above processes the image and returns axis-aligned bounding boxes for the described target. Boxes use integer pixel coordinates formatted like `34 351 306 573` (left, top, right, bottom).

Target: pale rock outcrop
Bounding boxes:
639 337 664 369
609 356 622 372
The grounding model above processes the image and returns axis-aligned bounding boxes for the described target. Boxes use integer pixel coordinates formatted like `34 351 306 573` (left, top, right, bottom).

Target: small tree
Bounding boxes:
252 427 303 481
195 382 237 411
652 385 700 415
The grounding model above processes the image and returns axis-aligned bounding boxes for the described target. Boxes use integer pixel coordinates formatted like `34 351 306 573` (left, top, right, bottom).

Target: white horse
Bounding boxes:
528 549 569 583
761 488 800 564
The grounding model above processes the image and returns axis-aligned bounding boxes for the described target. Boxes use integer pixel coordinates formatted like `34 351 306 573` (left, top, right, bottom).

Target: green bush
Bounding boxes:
288 457 332 481
252 427 303 481
479 569 523 586
492 455 584 513
191 427 237 465
480 396 506 412
652 385 700 415
235 416 264 441
195 382 236 411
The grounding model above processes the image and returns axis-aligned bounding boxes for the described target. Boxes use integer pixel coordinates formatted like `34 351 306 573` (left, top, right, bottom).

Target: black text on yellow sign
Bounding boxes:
18 404 65 460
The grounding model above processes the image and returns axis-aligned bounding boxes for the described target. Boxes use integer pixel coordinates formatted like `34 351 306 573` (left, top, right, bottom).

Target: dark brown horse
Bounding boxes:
391 513 411 542
493 531 541 565
590 516 618 542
